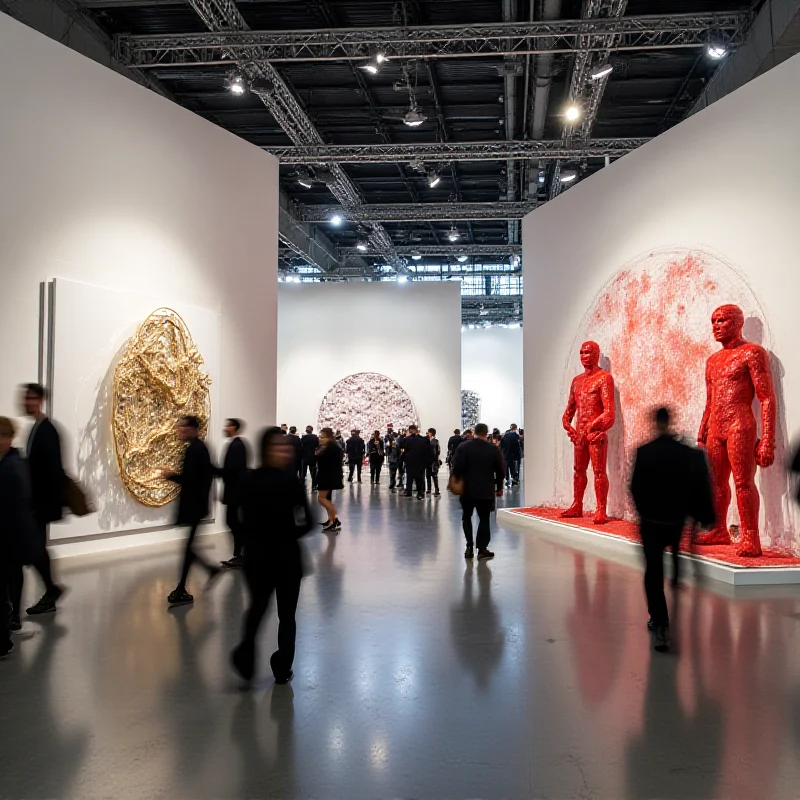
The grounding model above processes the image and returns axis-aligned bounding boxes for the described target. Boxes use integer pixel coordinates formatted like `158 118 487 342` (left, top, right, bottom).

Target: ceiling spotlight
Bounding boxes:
564 103 581 122
427 170 441 188
706 42 727 60
361 63 379 75
590 63 614 80
403 108 427 127
356 241 368 252
376 53 387 64
457 254 469 263
296 167 314 189
560 169 578 183
398 275 408 283
447 227 461 243
411 251 422 260
330 214 343 226
226 71 248 96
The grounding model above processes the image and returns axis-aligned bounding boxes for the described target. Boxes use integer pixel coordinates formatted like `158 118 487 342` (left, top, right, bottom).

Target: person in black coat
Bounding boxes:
501 424 523 486
401 424 432 499
0 417 39 653
285 426 303 480
446 429 464 470
231 427 313 685
316 428 344 532
161 415 219 607
367 431 385 485
425 428 442 497
299 426 320 490
630 407 715 652
451 423 505 559
346 431 366 483
20 383 66 616
215 418 250 569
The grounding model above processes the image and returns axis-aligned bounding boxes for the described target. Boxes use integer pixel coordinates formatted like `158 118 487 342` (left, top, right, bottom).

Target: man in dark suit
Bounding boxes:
446 429 464 471
346 430 366 483
300 426 320 490
630 407 715 652
161 415 219 606
216 418 249 569
401 424 432 500
501 424 522 486
451 423 505 559
20 383 66 616
286 426 303 479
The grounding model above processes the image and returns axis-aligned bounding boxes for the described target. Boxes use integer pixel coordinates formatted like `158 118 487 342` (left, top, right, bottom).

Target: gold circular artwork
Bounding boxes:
112 308 212 507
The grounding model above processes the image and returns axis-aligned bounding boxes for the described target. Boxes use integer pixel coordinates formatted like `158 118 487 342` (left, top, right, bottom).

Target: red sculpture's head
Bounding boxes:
711 304 745 344
579 340 601 369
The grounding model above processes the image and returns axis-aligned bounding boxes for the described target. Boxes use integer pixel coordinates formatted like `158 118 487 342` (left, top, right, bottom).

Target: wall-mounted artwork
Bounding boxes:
318 372 417 433
113 308 212 507
462 390 481 430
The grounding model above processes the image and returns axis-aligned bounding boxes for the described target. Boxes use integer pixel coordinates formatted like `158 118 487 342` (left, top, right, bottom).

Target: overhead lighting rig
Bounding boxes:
225 70 248 96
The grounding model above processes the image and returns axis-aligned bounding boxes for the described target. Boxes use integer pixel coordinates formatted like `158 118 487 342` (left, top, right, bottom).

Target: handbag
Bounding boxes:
65 475 92 517
448 474 464 496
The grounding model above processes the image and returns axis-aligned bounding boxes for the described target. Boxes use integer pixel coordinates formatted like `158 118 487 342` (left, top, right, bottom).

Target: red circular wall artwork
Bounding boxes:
317 372 418 435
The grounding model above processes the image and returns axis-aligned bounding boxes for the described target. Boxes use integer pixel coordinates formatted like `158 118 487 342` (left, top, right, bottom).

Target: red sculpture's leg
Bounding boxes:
695 436 733 546
562 441 589 518
589 438 610 524
729 429 762 557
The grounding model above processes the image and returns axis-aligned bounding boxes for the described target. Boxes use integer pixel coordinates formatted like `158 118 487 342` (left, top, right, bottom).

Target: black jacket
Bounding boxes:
447 435 464 460
215 436 248 506
315 443 344 491
26 417 65 524
346 436 366 463
630 435 715 527
300 433 320 463
402 434 433 473
501 430 522 460
452 437 505 500
286 433 302 467
0 449 39 563
240 467 312 575
169 437 213 525
367 438 385 462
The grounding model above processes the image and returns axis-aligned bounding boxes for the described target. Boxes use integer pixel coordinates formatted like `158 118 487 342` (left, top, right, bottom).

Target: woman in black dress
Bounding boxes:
231 427 313 685
367 430 385 485
316 427 343 532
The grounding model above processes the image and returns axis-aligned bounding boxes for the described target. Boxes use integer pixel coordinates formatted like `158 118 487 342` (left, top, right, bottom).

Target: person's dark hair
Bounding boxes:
464 429 473 436
428 428 436 436
181 415 200 430
320 427 334 439
373 430 381 438
289 426 297 434
24 383 47 400
655 406 671 429
409 424 419 432
475 423 489 436
305 425 313 433
0 416 16 438
226 418 242 432
454 429 461 435
259 426 285 466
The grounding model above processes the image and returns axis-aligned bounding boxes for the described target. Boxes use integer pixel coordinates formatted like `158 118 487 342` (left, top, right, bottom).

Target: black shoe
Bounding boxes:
26 592 58 616
0 642 13 659
231 642 255 682
426 491 431 495
270 651 294 685
653 626 670 653
321 520 337 533
434 492 441 497
333 518 342 531
347 478 353 483
465 546 474 559
167 588 194 607
274 670 294 686
477 548 495 560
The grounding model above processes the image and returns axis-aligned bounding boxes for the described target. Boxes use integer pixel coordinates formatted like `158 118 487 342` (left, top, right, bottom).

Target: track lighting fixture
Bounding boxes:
403 108 427 127
427 170 441 188
225 71 248 96
296 167 314 189
589 63 614 80
457 254 469 263
356 241 368 252
447 227 461 243
560 169 578 183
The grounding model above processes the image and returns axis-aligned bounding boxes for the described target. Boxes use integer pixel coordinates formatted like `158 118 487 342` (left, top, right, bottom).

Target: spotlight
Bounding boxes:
427 170 441 188
330 214 343 226
560 169 578 183
457 254 468 263
589 63 614 80
361 63 379 75
356 241 368 252
226 71 247 96
411 251 422 260
706 42 727 60
296 167 314 189
447 227 460 243
564 104 581 122
403 108 427 127
398 275 408 283
376 53 387 64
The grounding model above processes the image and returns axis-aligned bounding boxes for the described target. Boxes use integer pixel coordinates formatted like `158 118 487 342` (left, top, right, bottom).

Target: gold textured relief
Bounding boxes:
112 308 211 507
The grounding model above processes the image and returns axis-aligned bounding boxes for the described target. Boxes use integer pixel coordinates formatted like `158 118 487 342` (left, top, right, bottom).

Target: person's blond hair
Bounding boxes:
0 416 16 438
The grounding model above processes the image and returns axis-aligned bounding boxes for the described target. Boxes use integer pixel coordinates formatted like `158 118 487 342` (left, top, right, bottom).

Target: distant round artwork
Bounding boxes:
318 373 417 434
112 308 212 507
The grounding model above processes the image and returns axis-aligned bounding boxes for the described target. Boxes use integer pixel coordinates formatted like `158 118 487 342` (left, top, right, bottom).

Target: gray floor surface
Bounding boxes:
2 477 800 799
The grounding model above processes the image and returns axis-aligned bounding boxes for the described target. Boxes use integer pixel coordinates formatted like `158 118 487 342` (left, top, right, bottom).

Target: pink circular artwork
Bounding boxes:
318 373 418 434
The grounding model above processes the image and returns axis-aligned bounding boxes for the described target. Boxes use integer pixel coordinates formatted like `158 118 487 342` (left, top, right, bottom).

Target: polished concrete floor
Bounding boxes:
3 479 800 799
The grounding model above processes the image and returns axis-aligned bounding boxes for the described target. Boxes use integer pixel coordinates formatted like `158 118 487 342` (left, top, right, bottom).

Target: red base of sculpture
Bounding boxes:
518 507 800 569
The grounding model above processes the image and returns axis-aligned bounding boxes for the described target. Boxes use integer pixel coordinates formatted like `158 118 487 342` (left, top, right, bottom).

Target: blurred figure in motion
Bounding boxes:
161 415 220 607
446 429 464 473
630 407 715 653
300 426 319 491
316 428 343 533
0 417 38 654
20 383 67 616
367 431 385 485
231 427 313 686
216 418 249 570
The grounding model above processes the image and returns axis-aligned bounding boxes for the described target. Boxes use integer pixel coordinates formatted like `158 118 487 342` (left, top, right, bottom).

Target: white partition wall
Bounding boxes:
461 327 524 430
278 282 461 437
0 13 279 554
522 53 800 551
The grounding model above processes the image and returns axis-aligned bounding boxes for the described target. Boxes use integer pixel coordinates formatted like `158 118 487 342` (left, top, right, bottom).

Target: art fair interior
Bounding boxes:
1 1 800 797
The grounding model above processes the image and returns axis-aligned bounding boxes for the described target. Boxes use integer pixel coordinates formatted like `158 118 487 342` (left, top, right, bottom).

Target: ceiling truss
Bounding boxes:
300 202 537 223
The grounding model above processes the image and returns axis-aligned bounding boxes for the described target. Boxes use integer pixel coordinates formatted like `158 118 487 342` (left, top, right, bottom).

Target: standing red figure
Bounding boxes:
561 341 616 525
696 304 776 557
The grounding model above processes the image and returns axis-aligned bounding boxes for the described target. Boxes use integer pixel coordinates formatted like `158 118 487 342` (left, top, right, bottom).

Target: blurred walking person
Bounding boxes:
216 418 249 569
161 415 220 607
368 431 385 485
231 428 313 685
316 428 343 532
426 428 442 497
446 429 464 472
630 407 715 653
300 426 320 491
346 430 366 483
451 423 505 560
286 426 302 480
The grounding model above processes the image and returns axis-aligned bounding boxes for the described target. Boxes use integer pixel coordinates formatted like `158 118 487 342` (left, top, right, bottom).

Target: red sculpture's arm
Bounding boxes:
698 362 712 446
590 373 616 433
562 381 577 430
750 346 776 466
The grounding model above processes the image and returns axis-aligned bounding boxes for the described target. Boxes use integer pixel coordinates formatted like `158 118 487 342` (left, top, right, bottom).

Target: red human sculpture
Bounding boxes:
561 341 616 525
696 304 776 557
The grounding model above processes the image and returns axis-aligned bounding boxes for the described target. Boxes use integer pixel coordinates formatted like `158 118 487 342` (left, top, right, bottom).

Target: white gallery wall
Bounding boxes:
461 327 524 429
278 282 461 437
0 12 279 555
522 52 800 551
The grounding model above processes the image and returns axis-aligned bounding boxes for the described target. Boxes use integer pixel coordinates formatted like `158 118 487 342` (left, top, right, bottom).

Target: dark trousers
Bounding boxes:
425 466 440 493
0 563 12 651
13 522 57 614
370 460 383 483
241 560 301 678
388 464 398 489
348 461 362 482
506 459 520 483
301 461 317 489
461 496 494 549
226 503 244 558
641 520 683 627
178 522 216 590
405 471 425 497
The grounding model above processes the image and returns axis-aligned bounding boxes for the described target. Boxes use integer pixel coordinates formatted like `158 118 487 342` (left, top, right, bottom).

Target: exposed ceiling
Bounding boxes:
9 0 768 322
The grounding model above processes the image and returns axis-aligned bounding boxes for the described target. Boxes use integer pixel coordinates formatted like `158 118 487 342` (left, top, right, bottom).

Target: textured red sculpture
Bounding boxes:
696 304 776 557
561 341 616 524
